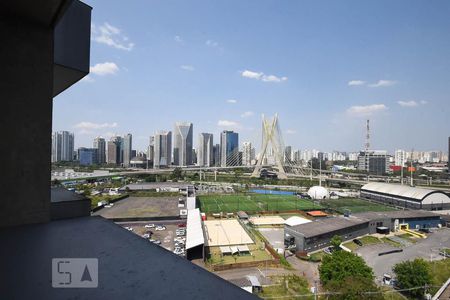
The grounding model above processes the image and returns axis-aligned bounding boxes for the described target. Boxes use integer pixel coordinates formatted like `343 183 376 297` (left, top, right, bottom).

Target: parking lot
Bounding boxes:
117 221 186 255
356 228 450 281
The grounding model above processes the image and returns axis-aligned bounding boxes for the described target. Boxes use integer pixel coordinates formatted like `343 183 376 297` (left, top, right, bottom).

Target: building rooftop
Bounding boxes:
288 215 370 238
186 208 205 250
0 216 257 299
120 182 188 191
361 182 445 201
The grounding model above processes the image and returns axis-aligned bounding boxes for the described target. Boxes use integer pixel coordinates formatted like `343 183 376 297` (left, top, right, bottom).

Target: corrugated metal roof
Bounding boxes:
186 208 205 249
361 182 436 200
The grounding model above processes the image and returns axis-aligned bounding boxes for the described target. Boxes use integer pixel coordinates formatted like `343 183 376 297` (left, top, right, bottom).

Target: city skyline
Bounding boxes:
53 0 450 152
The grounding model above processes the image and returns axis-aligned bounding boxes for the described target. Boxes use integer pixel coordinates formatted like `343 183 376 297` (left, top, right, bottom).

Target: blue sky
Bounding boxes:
53 0 450 153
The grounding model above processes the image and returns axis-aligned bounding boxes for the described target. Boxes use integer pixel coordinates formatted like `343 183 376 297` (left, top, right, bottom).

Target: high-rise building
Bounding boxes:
173 122 193 166
122 133 132 167
51 131 74 162
242 142 253 166
220 131 239 167
93 137 106 164
78 147 98 166
358 150 390 175
284 146 292 163
198 133 214 167
394 149 407 167
213 144 221 166
147 136 155 164
154 131 172 168
448 137 450 173
107 136 122 165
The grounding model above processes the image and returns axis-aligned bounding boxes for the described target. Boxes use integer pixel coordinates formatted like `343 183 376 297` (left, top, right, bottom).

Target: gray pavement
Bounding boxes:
258 228 284 252
356 228 450 282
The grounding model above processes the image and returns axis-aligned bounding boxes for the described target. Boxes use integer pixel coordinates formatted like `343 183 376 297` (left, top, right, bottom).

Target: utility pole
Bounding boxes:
410 148 414 186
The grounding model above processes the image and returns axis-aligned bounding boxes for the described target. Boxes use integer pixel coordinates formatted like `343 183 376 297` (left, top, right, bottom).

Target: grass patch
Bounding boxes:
427 259 450 295
343 235 382 251
198 193 321 213
398 233 417 243
381 237 402 248
207 245 272 265
318 198 397 213
257 275 314 300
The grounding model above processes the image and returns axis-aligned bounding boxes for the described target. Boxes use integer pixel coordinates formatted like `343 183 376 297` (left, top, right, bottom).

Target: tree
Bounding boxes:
325 276 383 300
171 167 182 180
319 251 374 285
330 235 342 250
393 258 431 298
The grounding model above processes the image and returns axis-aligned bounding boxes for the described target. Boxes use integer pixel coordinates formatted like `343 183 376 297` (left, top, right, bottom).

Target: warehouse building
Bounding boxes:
360 182 450 210
285 210 441 253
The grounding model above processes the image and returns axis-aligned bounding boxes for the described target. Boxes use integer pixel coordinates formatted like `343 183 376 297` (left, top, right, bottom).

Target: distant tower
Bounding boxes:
365 119 370 152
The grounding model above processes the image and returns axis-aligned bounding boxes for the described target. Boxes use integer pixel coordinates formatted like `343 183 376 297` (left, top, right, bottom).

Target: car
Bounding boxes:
142 234 150 239
155 226 166 231
144 224 155 228
124 226 133 231
324 246 334 255
178 223 186 228
152 240 161 245
353 239 363 246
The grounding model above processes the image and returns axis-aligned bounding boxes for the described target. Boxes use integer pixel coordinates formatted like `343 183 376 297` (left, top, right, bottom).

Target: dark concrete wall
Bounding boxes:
0 16 53 227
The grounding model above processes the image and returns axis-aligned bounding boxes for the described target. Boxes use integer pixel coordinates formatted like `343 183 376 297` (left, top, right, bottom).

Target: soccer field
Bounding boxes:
198 194 321 213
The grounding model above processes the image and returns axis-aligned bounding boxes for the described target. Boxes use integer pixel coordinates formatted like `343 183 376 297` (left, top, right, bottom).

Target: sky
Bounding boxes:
53 0 450 154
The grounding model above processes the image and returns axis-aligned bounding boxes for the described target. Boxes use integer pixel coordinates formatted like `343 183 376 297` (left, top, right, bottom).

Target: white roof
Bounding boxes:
361 182 437 201
186 208 205 250
230 246 239 254
285 216 312 227
249 216 285 226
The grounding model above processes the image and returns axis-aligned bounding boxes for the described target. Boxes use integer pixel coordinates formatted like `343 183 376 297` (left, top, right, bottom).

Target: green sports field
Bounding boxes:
198 194 321 213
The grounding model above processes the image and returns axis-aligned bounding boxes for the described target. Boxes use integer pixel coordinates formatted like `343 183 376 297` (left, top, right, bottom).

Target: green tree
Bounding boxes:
171 167 182 180
393 258 431 298
324 276 383 300
319 251 374 285
330 235 342 250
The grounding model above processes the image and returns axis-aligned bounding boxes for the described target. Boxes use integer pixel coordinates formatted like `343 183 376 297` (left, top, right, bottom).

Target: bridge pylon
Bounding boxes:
251 114 288 179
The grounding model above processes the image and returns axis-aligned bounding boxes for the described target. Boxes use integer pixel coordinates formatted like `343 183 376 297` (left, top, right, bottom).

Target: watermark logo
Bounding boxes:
52 258 98 288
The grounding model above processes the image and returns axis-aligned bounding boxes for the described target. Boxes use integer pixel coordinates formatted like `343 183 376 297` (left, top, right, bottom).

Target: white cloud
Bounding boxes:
92 22 134 51
74 121 118 130
397 100 418 107
241 70 263 79
218 120 239 127
241 70 287 83
348 80 365 86
206 39 219 47
240 111 254 118
90 62 119 76
174 35 183 43
346 104 388 116
180 65 195 71
261 75 288 82
226 99 238 104
368 80 396 88
286 129 296 134
397 100 428 107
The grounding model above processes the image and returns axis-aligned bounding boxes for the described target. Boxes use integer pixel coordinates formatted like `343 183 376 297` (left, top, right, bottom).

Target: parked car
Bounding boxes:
144 224 155 228
324 246 334 255
124 226 133 231
142 234 150 239
155 226 166 231
353 239 363 246
178 223 186 228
